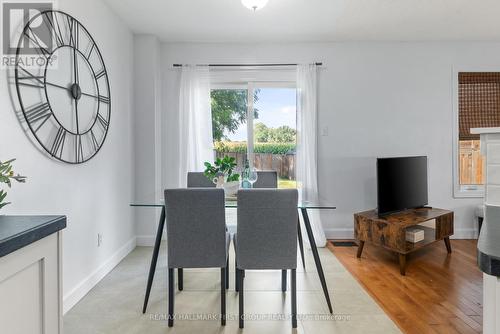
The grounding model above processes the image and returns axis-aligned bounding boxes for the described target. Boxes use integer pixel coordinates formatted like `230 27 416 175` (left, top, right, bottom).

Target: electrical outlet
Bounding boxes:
97 233 103 247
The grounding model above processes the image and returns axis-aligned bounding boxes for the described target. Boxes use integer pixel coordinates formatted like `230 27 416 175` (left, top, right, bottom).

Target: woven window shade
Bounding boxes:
459 72 500 140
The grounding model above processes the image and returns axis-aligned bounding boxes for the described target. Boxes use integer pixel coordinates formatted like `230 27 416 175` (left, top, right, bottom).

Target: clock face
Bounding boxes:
14 10 111 164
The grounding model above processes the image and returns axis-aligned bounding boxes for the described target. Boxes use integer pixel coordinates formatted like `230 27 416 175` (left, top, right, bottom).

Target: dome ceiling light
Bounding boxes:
241 0 269 11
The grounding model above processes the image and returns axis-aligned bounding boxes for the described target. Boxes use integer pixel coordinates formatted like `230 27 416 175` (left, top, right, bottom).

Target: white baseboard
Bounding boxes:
324 228 478 240
324 228 354 240
451 228 478 239
136 235 156 247
63 237 137 314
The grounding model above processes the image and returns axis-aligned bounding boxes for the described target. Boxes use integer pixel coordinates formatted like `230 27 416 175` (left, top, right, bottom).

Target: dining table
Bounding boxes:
130 198 336 314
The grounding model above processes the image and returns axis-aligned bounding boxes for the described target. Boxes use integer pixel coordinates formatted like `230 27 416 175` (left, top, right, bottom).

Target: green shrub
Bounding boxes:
214 142 296 155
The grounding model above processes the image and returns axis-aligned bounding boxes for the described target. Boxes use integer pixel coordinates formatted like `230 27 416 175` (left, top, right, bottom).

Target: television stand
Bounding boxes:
354 207 454 275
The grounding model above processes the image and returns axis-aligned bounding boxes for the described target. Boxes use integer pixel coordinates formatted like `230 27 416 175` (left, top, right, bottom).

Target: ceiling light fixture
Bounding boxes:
241 0 269 11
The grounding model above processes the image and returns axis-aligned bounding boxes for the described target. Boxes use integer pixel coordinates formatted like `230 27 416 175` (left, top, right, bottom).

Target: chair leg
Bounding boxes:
226 256 229 290
178 268 183 291
239 269 245 328
297 218 306 268
235 260 239 292
168 268 174 327
281 270 287 292
221 267 226 326
291 269 297 329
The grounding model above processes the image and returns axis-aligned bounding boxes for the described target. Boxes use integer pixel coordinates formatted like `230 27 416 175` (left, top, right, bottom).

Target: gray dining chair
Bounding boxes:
235 170 278 288
234 188 299 328
238 170 305 281
187 172 216 188
164 188 230 327
253 171 278 188
186 172 229 289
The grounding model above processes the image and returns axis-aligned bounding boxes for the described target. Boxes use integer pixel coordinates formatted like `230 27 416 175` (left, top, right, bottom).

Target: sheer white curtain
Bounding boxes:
177 65 214 187
297 64 327 247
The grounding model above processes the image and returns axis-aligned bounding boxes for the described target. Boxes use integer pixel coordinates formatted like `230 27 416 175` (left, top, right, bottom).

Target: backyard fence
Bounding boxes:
215 151 296 180
459 140 484 185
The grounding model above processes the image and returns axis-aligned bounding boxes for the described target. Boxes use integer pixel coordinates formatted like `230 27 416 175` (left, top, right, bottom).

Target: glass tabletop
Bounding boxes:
130 199 335 210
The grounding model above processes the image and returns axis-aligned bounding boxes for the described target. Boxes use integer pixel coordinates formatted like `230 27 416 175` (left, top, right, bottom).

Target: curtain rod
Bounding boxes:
172 62 323 67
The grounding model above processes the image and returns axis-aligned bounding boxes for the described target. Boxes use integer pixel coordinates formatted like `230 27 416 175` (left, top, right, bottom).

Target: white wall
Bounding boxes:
0 0 135 312
133 35 162 245
159 41 500 239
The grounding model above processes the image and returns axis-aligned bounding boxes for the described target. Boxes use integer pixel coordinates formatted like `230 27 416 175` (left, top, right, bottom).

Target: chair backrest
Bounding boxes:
165 188 226 268
253 171 278 188
187 172 216 188
236 189 298 270
479 204 500 261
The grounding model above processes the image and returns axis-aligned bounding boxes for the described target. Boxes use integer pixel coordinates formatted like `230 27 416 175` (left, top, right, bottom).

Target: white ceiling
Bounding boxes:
102 0 500 43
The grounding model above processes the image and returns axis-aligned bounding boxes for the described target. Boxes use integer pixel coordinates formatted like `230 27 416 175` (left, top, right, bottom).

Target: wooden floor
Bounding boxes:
329 239 483 334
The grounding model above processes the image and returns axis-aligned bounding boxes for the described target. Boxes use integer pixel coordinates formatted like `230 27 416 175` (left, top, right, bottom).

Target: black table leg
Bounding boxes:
300 208 333 314
142 205 166 314
297 218 306 268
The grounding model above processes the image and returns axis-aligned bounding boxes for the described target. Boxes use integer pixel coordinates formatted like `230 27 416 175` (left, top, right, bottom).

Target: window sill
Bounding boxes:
453 186 485 199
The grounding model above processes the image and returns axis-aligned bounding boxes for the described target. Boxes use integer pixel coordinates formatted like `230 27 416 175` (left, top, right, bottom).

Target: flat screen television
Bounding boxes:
377 156 428 216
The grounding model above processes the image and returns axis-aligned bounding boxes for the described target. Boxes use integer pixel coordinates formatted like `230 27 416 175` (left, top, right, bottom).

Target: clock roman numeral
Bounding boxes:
43 12 64 47
17 67 45 89
96 113 109 129
53 13 66 46
75 135 84 163
25 102 52 132
67 17 79 49
85 43 95 60
90 130 100 151
95 69 106 80
98 95 110 104
50 127 66 158
24 28 51 58
74 21 80 49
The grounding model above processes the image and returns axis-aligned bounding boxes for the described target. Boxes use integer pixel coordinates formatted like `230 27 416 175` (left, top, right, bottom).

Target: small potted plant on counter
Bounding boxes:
204 156 240 197
0 159 27 210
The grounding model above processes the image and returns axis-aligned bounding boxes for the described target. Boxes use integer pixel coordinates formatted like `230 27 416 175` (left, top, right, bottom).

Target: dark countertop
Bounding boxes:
0 215 66 258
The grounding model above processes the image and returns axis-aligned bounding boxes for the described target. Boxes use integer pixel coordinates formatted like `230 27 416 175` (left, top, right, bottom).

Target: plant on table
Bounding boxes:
204 156 240 183
0 159 27 210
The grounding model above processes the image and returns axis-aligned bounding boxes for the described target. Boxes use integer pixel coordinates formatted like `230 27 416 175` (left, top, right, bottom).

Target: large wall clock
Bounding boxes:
14 10 111 164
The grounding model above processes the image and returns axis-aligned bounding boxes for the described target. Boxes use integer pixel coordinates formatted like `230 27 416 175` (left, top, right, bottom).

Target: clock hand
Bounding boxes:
40 82 104 105
75 99 80 134
44 81 73 91
80 92 102 99
71 46 81 137
73 45 79 86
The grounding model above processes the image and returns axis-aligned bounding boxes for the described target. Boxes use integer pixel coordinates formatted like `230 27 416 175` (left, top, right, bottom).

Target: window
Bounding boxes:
211 83 297 188
454 72 500 197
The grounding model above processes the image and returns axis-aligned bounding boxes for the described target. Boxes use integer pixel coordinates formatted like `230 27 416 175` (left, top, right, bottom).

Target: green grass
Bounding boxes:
278 178 297 189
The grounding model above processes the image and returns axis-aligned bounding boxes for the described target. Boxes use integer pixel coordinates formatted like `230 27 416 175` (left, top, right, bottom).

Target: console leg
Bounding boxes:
399 254 406 276
357 240 365 258
444 237 452 253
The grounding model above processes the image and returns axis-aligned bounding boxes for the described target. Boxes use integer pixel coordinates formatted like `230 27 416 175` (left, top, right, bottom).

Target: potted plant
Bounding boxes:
204 156 240 196
0 159 26 210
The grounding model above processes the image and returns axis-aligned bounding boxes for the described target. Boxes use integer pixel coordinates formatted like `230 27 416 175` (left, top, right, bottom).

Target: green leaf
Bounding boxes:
0 189 9 210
